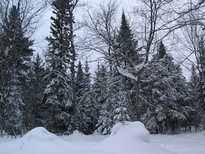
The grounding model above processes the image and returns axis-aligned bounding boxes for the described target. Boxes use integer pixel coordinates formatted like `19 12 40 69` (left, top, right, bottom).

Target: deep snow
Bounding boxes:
0 122 204 154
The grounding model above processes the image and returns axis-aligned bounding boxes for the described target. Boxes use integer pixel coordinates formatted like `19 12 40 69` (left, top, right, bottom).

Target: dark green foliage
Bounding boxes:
94 64 113 135
0 5 33 135
113 12 140 121
43 0 76 134
141 47 195 134
113 12 139 68
197 37 205 128
23 54 47 130
75 61 97 134
77 61 97 134
157 41 166 59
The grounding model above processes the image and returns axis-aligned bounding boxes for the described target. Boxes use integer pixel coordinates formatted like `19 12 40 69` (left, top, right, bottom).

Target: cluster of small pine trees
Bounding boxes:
0 0 204 136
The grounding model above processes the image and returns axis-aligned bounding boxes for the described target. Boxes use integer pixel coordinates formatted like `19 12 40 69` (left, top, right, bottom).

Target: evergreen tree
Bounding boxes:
75 61 84 131
76 61 84 105
141 42 194 133
96 70 122 135
43 0 77 133
96 108 113 135
198 37 205 128
157 41 166 59
113 90 130 123
93 64 109 116
112 12 140 121
188 64 200 129
113 12 138 68
78 61 97 134
0 5 33 135
94 64 114 135
23 54 47 130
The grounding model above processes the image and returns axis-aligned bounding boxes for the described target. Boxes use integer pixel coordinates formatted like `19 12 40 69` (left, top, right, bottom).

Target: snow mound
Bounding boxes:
101 122 173 154
111 121 150 142
21 127 59 142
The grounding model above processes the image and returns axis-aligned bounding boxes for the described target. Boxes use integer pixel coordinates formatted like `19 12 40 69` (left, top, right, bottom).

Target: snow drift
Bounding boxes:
101 121 173 154
21 127 58 142
0 122 174 154
110 121 150 142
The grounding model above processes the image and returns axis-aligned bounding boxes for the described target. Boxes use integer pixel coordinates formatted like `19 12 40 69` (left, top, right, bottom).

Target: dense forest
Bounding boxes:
0 0 205 136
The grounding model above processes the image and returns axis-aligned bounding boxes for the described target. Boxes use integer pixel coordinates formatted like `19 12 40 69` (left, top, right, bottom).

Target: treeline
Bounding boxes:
0 0 205 136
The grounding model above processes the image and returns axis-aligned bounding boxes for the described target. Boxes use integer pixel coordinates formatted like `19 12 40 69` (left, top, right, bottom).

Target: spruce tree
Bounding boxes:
93 64 109 116
43 0 77 133
76 61 84 105
157 41 166 59
96 70 122 135
198 37 205 128
113 12 138 67
96 108 113 135
0 5 33 135
112 12 140 121
75 61 84 131
141 42 194 133
188 64 200 129
113 90 130 123
78 61 97 134
23 54 46 129
94 64 114 135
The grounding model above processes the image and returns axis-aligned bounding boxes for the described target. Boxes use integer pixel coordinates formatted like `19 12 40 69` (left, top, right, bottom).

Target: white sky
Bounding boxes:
32 0 135 75
32 0 194 78
33 0 134 53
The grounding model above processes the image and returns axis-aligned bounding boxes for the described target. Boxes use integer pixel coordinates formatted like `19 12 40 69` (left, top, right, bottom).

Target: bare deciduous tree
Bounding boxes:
82 0 118 70
134 0 205 63
0 0 48 36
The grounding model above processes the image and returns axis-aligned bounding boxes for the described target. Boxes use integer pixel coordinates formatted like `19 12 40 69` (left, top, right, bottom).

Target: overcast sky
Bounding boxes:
32 0 193 78
32 0 136 75
33 0 134 52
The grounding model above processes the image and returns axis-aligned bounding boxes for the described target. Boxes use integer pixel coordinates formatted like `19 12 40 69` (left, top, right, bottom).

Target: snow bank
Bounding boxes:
100 121 173 154
0 125 175 154
21 127 58 142
17 127 66 154
111 121 150 142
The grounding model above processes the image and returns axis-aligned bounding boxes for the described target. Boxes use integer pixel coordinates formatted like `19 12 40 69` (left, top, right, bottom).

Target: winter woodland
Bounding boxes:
0 0 205 138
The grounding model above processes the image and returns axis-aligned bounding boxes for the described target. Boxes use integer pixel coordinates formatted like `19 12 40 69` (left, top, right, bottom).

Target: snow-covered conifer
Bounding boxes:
43 0 77 133
0 5 33 135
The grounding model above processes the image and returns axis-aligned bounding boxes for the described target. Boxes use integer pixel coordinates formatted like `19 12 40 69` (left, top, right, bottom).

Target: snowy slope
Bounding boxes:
0 123 204 154
151 132 205 154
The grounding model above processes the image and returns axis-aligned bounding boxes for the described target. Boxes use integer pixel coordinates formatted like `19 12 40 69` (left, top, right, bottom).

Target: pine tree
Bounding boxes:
112 12 140 121
23 54 47 129
43 0 77 133
113 12 138 68
0 5 33 135
157 41 166 59
75 61 84 131
76 61 84 105
96 70 123 135
113 90 130 123
78 61 97 134
141 42 194 133
94 64 114 135
188 64 200 129
93 64 108 116
96 108 113 135
198 37 205 128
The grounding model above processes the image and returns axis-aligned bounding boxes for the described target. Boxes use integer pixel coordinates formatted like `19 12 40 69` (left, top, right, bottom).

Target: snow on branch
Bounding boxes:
117 67 138 81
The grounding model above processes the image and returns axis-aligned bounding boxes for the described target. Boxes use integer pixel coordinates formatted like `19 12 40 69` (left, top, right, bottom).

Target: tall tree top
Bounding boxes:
85 60 90 74
114 12 139 67
118 12 133 41
157 41 166 59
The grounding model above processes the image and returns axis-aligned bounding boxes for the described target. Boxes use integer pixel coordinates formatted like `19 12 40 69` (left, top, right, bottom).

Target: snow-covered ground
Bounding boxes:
152 132 205 154
0 122 204 154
